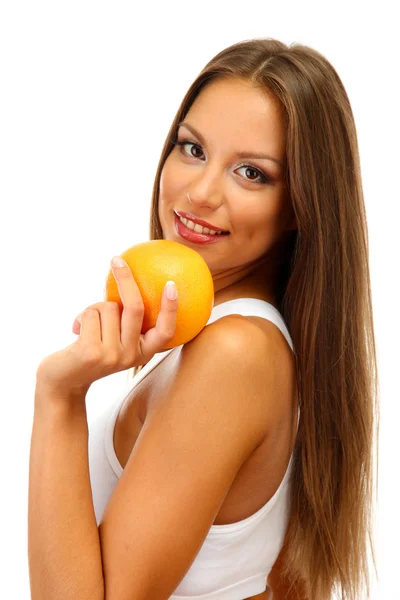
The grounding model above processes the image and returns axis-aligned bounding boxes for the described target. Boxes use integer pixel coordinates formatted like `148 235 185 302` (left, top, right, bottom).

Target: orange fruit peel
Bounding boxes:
104 240 214 349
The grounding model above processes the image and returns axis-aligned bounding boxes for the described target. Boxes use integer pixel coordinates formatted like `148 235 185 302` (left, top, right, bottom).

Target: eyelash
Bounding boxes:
173 139 271 185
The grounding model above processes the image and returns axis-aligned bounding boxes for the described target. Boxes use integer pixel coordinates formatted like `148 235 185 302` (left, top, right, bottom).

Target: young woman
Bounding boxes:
29 38 379 600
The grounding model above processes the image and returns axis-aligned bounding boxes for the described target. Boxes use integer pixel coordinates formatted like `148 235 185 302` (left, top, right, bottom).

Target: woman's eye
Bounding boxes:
176 141 204 159
236 166 268 184
175 140 269 185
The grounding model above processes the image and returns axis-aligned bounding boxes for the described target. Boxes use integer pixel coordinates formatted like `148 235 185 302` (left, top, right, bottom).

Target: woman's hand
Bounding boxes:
35 257 178 401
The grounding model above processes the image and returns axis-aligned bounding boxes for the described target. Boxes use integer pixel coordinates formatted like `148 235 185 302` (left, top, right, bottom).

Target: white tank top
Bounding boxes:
88 298 300 599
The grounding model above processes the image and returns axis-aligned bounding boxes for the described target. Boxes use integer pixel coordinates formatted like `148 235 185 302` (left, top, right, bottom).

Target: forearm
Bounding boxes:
28 387 104 600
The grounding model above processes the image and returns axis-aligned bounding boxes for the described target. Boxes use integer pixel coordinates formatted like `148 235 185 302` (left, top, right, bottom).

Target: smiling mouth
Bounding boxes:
174 211 229 235
173 212 230 244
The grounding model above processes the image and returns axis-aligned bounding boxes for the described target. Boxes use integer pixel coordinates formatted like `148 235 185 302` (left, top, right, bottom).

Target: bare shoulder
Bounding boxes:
198 312 297 399
186 312 285 359
154 313 292 439
199 313 273 354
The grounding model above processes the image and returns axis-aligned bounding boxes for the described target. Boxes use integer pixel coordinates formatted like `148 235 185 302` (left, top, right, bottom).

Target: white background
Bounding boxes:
1 1 398 597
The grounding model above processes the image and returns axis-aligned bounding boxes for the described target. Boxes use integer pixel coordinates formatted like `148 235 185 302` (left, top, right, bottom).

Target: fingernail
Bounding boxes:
112 256 125 268
165 281 177 301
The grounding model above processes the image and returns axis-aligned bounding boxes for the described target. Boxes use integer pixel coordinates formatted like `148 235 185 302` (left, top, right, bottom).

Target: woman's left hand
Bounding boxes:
35 257 178 401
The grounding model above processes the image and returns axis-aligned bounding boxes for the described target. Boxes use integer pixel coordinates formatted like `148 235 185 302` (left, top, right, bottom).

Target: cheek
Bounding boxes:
159 163 170 199
160 154 186 197
251 195 286 229
159 158 183 224
231 202 275 231
231 200 284 248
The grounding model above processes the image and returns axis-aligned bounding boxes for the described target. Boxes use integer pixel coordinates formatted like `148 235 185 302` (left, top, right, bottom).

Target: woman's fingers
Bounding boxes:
72 302 104 335
140 282 178 360
71 262 178 368
110 260 145 352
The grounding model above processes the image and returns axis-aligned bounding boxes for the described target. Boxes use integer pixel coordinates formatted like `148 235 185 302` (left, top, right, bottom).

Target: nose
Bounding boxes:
186 165 224 210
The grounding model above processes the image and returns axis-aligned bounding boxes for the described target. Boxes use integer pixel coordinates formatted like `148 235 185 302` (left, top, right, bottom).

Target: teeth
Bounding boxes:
178 216 225 235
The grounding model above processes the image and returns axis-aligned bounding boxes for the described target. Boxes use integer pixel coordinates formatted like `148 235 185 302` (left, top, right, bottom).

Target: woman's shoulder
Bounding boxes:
139 315 284 465
207 311 294 369
165 313 291 427
188 312 275 365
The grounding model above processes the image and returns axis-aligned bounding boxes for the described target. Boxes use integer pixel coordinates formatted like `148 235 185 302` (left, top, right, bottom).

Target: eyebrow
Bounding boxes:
177 121 285 168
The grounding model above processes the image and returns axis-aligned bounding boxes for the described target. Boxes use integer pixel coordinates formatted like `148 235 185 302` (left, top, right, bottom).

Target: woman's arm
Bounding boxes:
28 388 105 600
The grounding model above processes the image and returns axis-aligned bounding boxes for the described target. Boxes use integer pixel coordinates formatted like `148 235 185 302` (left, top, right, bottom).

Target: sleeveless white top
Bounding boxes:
88 298 300 599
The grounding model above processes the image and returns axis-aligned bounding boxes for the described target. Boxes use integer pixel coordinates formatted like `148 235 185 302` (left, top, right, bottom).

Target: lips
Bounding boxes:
173 212 229 245
174 210 229 233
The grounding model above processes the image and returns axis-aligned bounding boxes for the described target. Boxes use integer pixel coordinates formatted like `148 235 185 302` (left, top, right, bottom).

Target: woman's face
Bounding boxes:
158 77 296 297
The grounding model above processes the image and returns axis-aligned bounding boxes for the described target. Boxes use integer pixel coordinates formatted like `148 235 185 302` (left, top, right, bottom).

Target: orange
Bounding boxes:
104 240 214 350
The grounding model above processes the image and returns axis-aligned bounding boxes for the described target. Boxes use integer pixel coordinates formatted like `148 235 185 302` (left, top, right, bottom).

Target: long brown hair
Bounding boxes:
129 38 380 599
